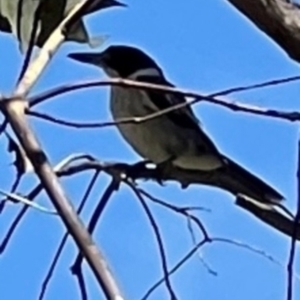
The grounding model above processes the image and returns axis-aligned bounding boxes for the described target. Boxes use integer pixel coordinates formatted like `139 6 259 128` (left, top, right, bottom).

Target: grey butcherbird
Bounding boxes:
68 45 300 239
68 45 282 199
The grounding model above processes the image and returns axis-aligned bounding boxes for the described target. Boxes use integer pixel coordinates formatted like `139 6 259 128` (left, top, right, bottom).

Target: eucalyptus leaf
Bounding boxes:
0 13 10 32
0 0 125 52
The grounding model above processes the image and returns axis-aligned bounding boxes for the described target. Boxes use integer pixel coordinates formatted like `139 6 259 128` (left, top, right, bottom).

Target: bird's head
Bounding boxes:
68 45 163 79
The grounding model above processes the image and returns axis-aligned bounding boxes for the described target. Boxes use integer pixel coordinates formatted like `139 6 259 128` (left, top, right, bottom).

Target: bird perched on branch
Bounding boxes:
68 45 300 239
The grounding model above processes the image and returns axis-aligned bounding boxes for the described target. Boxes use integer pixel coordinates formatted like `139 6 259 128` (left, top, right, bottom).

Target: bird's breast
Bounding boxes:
109 87 184 163
109 87 222 170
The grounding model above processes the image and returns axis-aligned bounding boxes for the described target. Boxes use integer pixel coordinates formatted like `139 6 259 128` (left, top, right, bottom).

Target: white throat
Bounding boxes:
128 68 161 80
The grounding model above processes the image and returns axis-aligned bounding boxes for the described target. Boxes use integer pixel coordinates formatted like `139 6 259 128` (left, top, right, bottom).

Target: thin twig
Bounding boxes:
186 214 217 276
71 178 120 298
74 268 88 300
0 119 8 136
0 189 57 214
0 154 98 254
6 0 124 297
27 76 300 125
213 238 285 268
29 74 300 106
142 234 292 300
129 183 178 300
38 171 100 300
286 137 300 300
0 173 21 214
0 184 42 253
28 110 108 129
71 178 119 268
138 188 210 240
140 239 208 300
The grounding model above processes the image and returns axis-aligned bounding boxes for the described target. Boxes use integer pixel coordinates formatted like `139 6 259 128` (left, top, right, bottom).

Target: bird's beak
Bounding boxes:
110 0 127 7
68 52 104 68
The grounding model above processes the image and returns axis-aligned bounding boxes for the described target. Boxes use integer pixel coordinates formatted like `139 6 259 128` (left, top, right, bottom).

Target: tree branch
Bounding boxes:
3 97 123 299
38 171 100 300
28 76 300 125
2 0 125 298
71 178 119 300
128 182 178 300
286 137 300 300
227 0 300 63
56 159 300 242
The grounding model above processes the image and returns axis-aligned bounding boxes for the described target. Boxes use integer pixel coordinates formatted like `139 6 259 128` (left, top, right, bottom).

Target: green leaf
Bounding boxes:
0 0 125 52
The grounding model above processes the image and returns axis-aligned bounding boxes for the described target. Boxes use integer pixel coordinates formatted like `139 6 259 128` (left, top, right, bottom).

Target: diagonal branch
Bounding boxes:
2 0 125 298
28 110 109 129
140 238 208 300
29 74 300 107
138 188 210 240
38 171 100 300
227 0 300 63
286 137 300 300
0 154 98 254
71 178 119 300
4 98 123 299
58 159 300 241
128 183 178 300
27 76 300 125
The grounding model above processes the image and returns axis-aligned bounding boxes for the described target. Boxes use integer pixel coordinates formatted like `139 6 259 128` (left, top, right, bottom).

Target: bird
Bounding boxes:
68 45 300 240
68 45 300 239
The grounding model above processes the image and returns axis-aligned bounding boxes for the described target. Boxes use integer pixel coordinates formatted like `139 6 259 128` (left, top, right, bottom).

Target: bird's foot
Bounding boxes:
154 159 175 186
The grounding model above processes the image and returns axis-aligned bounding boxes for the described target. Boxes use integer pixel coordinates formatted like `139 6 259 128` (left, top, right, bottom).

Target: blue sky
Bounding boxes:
1 0 300 299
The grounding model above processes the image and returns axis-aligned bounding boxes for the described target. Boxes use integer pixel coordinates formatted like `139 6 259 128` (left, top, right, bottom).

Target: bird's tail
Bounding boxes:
215 157 284 204
205 157 300 240
133 158 300 240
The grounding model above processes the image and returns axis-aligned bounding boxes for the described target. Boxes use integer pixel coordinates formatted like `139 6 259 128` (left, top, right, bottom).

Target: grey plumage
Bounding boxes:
68 45 300 240
68 45 283 202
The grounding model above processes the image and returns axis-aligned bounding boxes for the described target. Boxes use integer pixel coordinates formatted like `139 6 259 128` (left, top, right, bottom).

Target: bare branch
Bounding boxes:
139 188 218 276
138 188 210 240
142 233 293 300
0 167 22 214
2 0 125 296
0 154 98 254
0 183 42 254
0 189 57 214
140 239 208 300
286 137 300 300
74 160 300 242
28 76 300 126
213 237 286 269
0 119 8 136
28 110 110 129
38 171 100 300
227 0 300 63
71 178 119 299
129 183 178 300
29 74 300 106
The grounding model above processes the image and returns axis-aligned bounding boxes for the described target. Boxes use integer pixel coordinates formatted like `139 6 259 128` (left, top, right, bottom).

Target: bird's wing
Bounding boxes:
217 156 284 203
136 75 201 130
136 75 222 155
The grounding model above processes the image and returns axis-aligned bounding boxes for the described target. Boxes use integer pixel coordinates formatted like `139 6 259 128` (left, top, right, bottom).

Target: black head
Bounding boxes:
87 0 127 15
68 45 163 78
